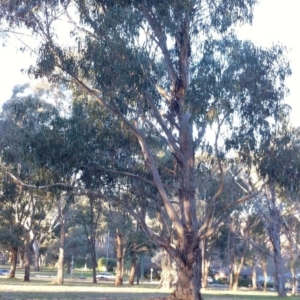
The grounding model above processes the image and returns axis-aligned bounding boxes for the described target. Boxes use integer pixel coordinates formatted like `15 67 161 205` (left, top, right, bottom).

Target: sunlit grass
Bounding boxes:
0 268 298 300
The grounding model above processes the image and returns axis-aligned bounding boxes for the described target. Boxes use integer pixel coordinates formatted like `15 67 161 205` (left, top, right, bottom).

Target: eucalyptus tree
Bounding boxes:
248 126 300 297
74 195 102 283
282 215 300 296
0 1 292 299
194 154 249 288
67 98 134 283
0 84 79 283
0 85 62 280
0 179 25 278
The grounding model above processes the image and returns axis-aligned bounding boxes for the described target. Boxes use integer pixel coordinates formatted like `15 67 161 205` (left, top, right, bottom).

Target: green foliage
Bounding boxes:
256 127 300 193
215 278 228 285
98 258 116 271
238 279 252 287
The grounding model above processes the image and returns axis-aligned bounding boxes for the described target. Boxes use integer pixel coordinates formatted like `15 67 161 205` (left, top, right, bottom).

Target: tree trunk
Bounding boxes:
251 259 257 290
201 239 210 289
267 187 286 297
159 250 177 289
1 251 5 264
9 247 18 279
174 246 201 300
90 236 98 283
229 266 233 290
24 238 33 281
32 240 40 271
19 249 24 268
136 259 141 285
262 262 268 292
115 229 124 286
232 256 245 291
66 258 71 274
291 266 298 296
56 216 66 285
129 245 137 285
270 228 285 296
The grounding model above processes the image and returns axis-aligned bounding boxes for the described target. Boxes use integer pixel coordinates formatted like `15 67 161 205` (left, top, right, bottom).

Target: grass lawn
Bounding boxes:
0 266 298 299
1 279 299 300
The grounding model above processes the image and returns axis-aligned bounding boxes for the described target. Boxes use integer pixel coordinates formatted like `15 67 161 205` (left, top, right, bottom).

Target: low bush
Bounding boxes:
97 258 116 271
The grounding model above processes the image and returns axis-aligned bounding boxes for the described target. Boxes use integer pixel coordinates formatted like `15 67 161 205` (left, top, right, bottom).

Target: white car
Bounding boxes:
207 276 213 283
96 272 116 281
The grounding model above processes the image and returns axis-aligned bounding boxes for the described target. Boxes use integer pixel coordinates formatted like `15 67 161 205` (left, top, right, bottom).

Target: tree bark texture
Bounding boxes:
56 216 66 284
173 239 202 300
231 255 244 291
115 229 124 286
129 245 137 285
32 240 40 271
262 261 268 292
9 247 18 279
251 259 257 290
24 238 33 281
159 251 177 289
266 184 286 297
91 244 97 284
19 249 24 268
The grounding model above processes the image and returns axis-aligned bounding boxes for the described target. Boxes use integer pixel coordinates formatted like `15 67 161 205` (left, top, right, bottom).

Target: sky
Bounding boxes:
0 0 299 125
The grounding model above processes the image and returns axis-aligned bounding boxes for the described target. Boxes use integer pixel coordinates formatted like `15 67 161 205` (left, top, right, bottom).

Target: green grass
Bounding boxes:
0 266 299 300
1 278 299 300
201 290 299 299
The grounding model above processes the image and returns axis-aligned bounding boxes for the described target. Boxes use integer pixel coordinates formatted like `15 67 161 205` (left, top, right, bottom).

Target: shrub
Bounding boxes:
238 279 252 287
97 258 116 271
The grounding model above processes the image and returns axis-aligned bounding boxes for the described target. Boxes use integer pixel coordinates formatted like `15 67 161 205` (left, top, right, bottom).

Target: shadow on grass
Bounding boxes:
0 291 169 300
0 278 169 300
1 278 298 300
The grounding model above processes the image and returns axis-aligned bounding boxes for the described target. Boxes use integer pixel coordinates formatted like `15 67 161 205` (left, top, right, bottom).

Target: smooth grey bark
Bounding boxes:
56 215 66 284
251 259 258 290
32 240 40 271
265 184 286 297
262 261 268 292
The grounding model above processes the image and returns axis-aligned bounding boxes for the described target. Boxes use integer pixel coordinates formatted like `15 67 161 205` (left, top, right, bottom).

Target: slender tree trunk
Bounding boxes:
32 240 40 271
90 237 97 283
24 238 33 282
251 259 257 290
291 266 298 296
9 247 18 279
115 229 124 286
232 256 245 291
136 259 141 285
229 267 233 290
19 249 25 268
201 239 209 289
129 245 137 285
272 241 286 298
66 258 71 274
262 262 268 292
1 251 5 264
56 216 66 284
266 184 286 297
